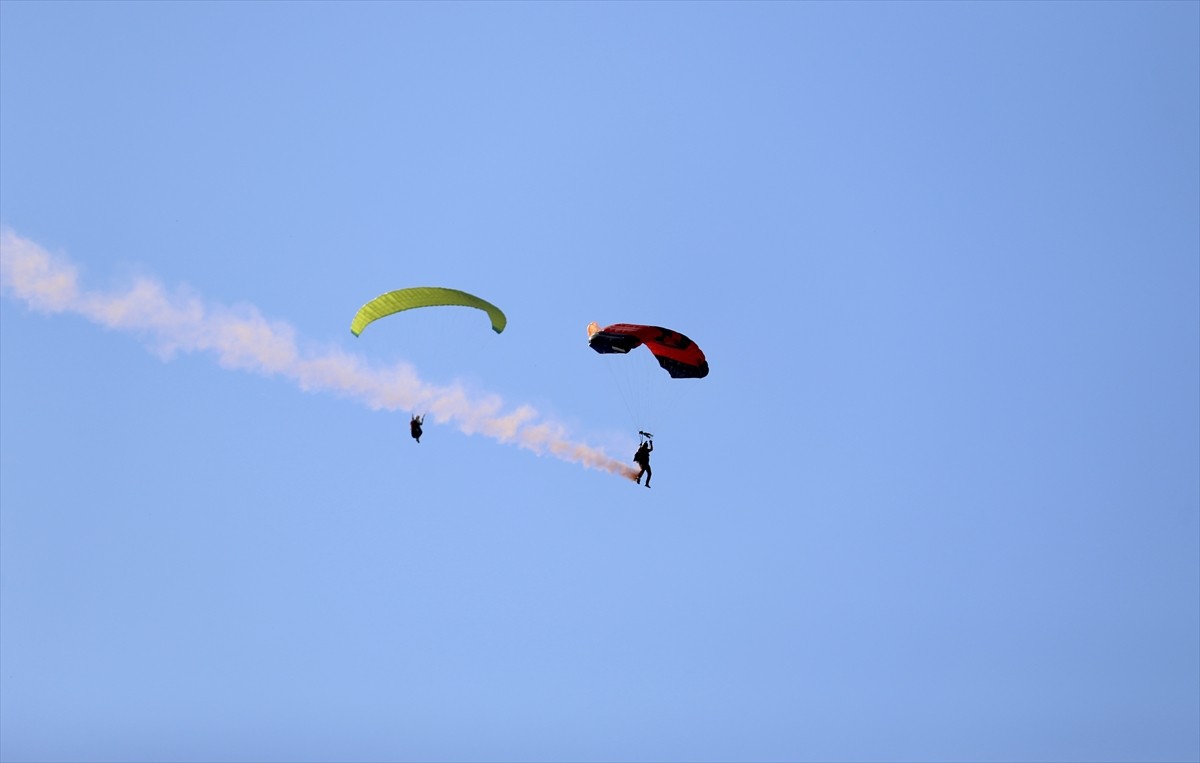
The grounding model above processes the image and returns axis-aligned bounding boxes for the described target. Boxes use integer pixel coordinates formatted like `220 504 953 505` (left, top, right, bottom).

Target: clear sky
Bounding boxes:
2 2 1198 762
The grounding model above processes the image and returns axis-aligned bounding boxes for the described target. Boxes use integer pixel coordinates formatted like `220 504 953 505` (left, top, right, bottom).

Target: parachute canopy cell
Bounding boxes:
587 321 709 379
351 288 507 337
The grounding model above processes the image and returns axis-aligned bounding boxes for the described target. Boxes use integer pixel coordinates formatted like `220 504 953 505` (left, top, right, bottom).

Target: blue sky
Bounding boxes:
1 2 1197 762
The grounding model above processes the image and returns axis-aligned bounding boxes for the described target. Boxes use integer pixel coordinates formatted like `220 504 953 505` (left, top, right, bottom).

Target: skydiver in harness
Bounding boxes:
634 431 653 487
410 413 425 443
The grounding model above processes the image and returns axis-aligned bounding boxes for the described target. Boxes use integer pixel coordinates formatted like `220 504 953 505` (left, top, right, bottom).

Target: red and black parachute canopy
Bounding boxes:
587 322 709 379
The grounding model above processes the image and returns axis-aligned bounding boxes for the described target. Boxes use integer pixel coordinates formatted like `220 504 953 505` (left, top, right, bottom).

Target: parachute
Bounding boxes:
351 287 507 337
586 322 709 378
586 320 709 439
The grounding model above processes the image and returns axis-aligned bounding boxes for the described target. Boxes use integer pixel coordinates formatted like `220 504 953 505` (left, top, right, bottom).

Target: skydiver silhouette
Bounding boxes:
633 439 653 488
410 414 424 443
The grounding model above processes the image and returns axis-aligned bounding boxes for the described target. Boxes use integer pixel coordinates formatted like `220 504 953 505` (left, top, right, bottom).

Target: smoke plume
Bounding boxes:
0 230 639 480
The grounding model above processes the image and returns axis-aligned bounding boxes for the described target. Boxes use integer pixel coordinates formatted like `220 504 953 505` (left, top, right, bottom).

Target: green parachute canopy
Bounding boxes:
350 287 507 337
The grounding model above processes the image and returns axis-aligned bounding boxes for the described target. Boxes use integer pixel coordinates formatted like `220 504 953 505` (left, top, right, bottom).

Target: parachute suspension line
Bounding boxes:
627 343 666 436
623 344 694 437
587 321 709 441
601 351 643 434
636 343 658 432
612 343 689 437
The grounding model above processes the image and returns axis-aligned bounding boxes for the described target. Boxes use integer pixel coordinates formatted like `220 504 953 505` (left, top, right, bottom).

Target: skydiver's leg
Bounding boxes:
644 465 651 487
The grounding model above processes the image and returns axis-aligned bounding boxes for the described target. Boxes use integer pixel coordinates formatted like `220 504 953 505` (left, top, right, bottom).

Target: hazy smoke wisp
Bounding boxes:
0 230 638 480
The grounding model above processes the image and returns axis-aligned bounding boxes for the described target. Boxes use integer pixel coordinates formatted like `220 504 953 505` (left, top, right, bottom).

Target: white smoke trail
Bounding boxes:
0 229 639 480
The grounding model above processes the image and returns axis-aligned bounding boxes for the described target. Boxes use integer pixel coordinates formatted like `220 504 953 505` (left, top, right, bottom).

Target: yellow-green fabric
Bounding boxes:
350 287 507 336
